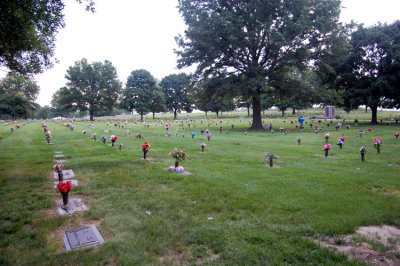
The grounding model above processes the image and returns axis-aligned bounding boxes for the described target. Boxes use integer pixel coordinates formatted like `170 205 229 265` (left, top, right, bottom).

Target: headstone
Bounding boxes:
53 169 75 179
54 151 63 154
54 179 78 188
55 159 67 163
55 154 64 158
56 197 87 215
63 225 104 250
324 106 336 119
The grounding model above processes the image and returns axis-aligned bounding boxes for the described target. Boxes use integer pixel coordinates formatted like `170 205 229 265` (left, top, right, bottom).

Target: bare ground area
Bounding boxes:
308 225 400 265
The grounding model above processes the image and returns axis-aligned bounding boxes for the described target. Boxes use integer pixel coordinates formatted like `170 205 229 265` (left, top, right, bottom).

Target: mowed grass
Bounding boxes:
1 111 400 265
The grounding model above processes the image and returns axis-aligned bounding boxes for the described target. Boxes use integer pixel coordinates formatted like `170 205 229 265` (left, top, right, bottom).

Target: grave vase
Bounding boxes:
143 151 147 159
325 150 329 157
112 141 115 147
58 171 63 182
175 161 179 168
46 137 50 144
361 153 365 162
339 144 342 149
62 191 69 206
201 146 204 153
377 147 380 153
269 159 273 167
93 135 96 141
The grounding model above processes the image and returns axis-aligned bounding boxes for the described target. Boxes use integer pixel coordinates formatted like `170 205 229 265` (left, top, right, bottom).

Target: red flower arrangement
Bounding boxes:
142 142 150 152
395 133 399 140
57 181 72 193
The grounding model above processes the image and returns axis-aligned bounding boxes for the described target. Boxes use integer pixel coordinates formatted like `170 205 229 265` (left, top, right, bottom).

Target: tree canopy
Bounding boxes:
0 73 40 118
176 0 342 129
57 58 121 121
160 73 193 120
333 21 400 123
0 0 94 75
120 69 165 121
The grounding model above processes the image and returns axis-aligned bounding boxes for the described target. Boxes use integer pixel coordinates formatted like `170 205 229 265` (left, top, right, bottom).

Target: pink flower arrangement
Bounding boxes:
110 135 117 142
53 164 64 173
373 137 382 146
395 133 399 139
368 128 372 132
206 133 212 141
323 144 331 151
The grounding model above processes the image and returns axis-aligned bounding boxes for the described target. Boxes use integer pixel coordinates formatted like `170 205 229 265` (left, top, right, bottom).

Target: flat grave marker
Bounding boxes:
55 154 64 158
55 159 67 163
56 197 87 215
53 169 74 179
63 225 104 250
54 151 63 154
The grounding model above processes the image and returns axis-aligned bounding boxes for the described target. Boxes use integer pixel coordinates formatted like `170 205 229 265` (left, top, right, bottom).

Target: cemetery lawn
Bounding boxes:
1 112 400 265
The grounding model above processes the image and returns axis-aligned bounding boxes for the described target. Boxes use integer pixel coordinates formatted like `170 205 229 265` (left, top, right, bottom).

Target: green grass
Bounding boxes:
1 109 400 265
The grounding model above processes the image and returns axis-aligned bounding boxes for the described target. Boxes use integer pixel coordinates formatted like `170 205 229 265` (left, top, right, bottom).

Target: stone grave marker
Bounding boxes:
54 151 63 154
54 179 78 188
56 197 87 215
64 225 104 250
53 169 74 179
55 159 67 163
55 154 64 158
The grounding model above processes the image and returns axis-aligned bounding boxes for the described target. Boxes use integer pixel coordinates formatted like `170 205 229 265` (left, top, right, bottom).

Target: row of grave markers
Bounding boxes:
43 121 105 251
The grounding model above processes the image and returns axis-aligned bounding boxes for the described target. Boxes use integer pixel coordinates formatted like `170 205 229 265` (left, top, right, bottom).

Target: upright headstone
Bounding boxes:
324 106 336 119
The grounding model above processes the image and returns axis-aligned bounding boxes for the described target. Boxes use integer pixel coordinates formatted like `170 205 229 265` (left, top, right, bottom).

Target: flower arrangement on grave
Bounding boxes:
323 144 331 157
169 148 186 169
110 135 117 146
335 124 340 131
57 181 72 208
318 120 322 123
70 125 74 131
279 127 284 133
182 133 185 138
135 133 142 139
141 142 150 159
226 130 230 134
244 131 248 135
16 124 20 129
10 127 15 132
100 135 107 144
200 129 205 135
360 146 367 161
373 137 382 153
395 132 399 140
119 144 123 150
324 132 330 143
346 125 350 129
336 137 344 149
264 152 279 167
201 142 207 153
0 136 3 139
82 130 87 135
191 131 196 139
297 137 302 145
54 164 64 182
219 127 223 133
368 128 372 132
206 133 212 141
92 133 96 141
45 131 51 144
285 129 290 135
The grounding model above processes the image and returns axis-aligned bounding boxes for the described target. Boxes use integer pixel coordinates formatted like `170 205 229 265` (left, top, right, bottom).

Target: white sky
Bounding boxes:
2 0 400 106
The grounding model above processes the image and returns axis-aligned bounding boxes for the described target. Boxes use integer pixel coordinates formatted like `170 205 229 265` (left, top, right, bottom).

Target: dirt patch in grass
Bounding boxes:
196 253 220 264
309 225 400 265
159 249 185 264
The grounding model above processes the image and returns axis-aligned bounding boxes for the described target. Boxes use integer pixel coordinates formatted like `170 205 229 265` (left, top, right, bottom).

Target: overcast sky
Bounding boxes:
2 0 400 106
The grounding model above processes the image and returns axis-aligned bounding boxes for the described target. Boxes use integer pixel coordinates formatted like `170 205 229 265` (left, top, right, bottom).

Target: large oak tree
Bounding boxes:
176 0 341 129
59 58 121 121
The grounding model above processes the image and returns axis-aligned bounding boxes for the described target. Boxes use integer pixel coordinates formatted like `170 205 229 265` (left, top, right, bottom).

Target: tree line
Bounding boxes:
1 0 399 125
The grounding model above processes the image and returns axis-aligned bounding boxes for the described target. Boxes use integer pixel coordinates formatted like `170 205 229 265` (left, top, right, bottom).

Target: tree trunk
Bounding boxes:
281 109 285 117
249 95 263 130
247 107 250 117
90 111 94 121
140 112 143 122
205 111 208 117
216 111 219 118
365 105 368 113
174 111 177 120
152 111 155 119
370 105 378 124
292 108 296 115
